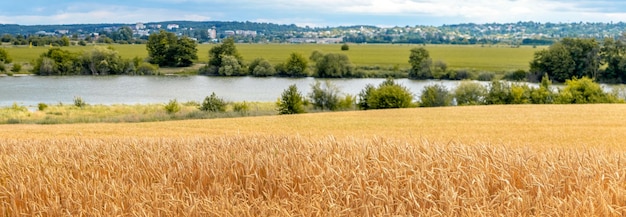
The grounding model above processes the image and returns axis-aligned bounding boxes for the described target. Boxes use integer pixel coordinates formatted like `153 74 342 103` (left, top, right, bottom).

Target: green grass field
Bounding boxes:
2 43 541 72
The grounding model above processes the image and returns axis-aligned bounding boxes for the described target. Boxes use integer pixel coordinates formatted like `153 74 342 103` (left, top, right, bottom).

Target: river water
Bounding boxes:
1 75 490 107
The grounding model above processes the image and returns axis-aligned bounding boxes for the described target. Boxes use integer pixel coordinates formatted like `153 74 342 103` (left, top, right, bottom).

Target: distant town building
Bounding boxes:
208 27 217 39
57 30 69 35
136 22 145 30
167 24 179 30
224 30 235 36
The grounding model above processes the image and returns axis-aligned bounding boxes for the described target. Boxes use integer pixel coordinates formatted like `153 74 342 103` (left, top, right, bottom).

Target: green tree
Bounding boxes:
61 36 70 46
0 48 12 63
600 37 626 83
358 78 413 109
33 48 81 75
341 43 349 51
11 63 22 73
206 37 244 75
277 84 305 114
408 47 432 79
454 81 487 105
278 53 308 77
164 99 181 114
218 55 245 76
529 74 555 104
556 77 618 104
80 46 124 75
308 80 341 111
248 58 276 77
485 80 512 105
199 92 227 112
530 38 600 82
420 84 452 107
146 30 197 67
315 53 355 78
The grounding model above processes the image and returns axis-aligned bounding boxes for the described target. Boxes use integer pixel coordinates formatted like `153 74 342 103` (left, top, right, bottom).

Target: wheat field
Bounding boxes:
1 104 626 216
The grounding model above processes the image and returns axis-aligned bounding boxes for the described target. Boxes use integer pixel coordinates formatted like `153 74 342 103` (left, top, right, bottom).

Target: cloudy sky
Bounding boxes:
1 0 626 27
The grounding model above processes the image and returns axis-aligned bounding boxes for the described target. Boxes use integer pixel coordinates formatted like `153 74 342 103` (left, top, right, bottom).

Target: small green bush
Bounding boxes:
164 99 181 114
503 69 528 81
74 96 86 108
420 84 452 107
199 92 227 112
341 43 349 51
10 63 21 73
232 101 250 115
477 72 495 81
38 103 48 111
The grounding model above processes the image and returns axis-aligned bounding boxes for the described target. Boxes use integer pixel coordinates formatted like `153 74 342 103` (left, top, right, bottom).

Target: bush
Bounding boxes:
74 96 86 108
337 94 356 110
308 80 341 111
164 99 181 114
11 103 27 112
277 84 305 114
315 53 355 78
503 69 528 81
0 61 5 72
38 103 48 111
135 62 159 75
420 84 452 107
454 81 487 105
232 101 250 115
0 48 11 64
249 58 276 77
485 81 512 105
11 63 22 73
341 43 349 51
199 92 227 112
477 72 495 81
358 78 413 109
556 77 619 104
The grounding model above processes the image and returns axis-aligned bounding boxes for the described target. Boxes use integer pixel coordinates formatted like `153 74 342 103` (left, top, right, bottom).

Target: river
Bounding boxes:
0 75 488 107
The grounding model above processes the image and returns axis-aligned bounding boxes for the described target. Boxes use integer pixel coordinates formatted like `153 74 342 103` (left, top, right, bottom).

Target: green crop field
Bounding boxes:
2 43 541 72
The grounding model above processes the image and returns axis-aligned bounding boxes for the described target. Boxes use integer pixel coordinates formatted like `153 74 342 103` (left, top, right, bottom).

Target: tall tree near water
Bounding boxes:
146 30 198 67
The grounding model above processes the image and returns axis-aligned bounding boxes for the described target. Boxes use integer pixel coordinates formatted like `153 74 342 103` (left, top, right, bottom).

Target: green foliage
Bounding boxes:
556 77 618 104
277 84 305 114
408 47 432 79
420 84 452 107
454 81 487 105
509 84 532 104
341 43 349 51
529 74 555 104
33 48 81 75
358 78 413 110
218 55 245 76
0 61 5 72
249 58 276 77
0 48 12 63
164 99 181 114
309 50 324 62
278 53 308 77
338 94 356 110
81 46 125 75
232 101 250 115
477 72 495 81
10 63 21 73
315 53 355 78
503 69 528 81
38 103 48 111
600 38 626 83
206 37 244 75
74 96 86 108
199 92 227 112
146 30 198 67
308 80 341 111
485 80 512 105
135 62 160 75
11 103 27 112
530 38 599 82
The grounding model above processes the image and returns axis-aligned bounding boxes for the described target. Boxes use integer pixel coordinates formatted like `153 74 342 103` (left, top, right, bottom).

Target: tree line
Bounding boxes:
274 75 623 114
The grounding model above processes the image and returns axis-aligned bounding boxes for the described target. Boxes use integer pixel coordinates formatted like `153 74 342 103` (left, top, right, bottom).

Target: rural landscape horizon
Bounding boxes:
2 0 626 215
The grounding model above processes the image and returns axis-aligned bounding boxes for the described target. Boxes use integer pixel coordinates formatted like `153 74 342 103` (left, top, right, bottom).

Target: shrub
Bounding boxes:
249 58 276 77
454 81 487 105
477 72 495 81
420 84 452 107
135 62 159 75
359 78 413 109
0 61 5 72
11 103 27 112
74 96 86 108
503 69 528 81
38 103 48 111
485 81 512 105
199 92 227 112
164 99 181 114
341 43 349 51
232 101 250 115
337 94 356 110
0 48 11 63
556 77 618 104
277 84 305 114
11 63 22 73
308 80 341 111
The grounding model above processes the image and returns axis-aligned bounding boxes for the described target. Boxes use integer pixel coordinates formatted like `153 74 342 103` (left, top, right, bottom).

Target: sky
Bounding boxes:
2 0 626 27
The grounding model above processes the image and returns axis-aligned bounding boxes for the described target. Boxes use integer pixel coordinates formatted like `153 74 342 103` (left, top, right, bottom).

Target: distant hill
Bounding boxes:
1 21 625 44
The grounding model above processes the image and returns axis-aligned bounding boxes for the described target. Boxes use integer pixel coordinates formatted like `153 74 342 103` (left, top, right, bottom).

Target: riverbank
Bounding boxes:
0 102 277 124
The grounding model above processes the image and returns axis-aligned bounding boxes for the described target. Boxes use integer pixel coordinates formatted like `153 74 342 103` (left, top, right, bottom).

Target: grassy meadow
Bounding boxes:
3 43 540 73
1 104 626 215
